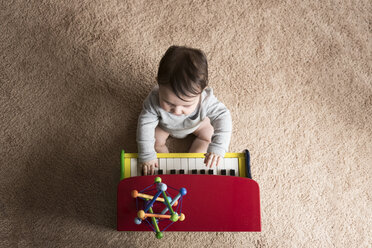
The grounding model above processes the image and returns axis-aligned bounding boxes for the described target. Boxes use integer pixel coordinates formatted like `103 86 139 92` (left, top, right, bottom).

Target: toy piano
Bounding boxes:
117 149 261 235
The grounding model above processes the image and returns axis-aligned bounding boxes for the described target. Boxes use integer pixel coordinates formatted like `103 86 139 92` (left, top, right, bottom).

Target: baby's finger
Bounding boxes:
210 155 218 168
150 165 154 175
143 165 148 175
216 156 221 167
203 153 209 165
205 155 212 168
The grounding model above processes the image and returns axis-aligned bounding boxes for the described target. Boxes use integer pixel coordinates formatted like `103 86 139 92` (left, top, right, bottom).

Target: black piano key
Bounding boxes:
179 169 185 174
221 169 226 175
230 169 235 176
208 169 214 175
200 169 206 174
170 169 176 174
192 169 197 174
158 169 163 175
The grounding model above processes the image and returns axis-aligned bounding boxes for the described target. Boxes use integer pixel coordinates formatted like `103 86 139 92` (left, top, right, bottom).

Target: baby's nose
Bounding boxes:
172 107 183 116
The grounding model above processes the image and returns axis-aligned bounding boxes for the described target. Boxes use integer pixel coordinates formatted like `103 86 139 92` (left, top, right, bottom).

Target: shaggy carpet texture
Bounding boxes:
1 0 371 247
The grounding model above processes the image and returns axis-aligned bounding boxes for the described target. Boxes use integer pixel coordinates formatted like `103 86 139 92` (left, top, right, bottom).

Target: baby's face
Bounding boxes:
158 85 200 116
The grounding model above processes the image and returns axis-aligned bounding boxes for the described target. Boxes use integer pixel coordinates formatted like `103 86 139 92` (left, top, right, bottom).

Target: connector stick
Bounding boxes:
131 190 178 205
160 193 182 215
161 191 176 215
143 190 163 213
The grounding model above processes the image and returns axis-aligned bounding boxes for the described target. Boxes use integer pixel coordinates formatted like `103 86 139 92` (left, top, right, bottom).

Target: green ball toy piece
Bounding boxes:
156 232 164 239
170 213 179 222
154 177 162 183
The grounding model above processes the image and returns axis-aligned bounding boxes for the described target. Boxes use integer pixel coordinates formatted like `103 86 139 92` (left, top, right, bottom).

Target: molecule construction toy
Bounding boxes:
131 177 187 239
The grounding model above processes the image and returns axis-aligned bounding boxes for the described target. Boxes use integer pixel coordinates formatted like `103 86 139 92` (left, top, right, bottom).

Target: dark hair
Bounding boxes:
157 46 208 100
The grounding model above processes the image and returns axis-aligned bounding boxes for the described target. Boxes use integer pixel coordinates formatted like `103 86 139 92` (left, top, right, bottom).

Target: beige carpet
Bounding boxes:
1 0 371 247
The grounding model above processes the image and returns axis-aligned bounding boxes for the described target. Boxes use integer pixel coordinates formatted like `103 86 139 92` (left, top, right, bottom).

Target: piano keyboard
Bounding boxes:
121 152 249 179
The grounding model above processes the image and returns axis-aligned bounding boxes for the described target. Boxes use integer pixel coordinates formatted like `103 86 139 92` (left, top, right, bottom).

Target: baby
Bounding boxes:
137 46 232 175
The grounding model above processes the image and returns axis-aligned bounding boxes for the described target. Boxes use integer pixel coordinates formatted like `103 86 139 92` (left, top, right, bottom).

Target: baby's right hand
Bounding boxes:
141 159 158 175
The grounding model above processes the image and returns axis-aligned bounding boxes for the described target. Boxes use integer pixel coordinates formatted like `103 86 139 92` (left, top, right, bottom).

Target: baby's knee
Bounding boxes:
154 126 169 146
196 122 214 143
154 137 168 153
155 137 167 148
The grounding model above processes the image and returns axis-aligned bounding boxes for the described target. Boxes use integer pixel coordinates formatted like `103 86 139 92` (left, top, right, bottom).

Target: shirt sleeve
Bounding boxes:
205 90 232 158
136 92 159 163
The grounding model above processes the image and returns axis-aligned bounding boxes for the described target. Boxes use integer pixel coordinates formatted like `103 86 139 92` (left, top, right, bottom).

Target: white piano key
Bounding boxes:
224 158 239 176
173 158 181 174
159 158 167 174
181 158 188 174
188 158 196 174
131 158 137 177
218 157 226 175
195 158 206 174
167 158 174 174
232 158 239 176
212 166 217 175
159 158 166 174
224 158 233 176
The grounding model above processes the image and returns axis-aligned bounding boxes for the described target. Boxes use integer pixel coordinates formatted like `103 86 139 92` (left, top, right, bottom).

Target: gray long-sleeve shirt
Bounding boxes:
136 86 232 163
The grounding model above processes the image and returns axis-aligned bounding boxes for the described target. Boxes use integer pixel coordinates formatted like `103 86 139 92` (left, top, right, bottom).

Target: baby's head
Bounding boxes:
157 46 208 116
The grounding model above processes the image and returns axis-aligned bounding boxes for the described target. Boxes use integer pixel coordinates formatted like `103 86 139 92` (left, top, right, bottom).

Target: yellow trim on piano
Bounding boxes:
124 158 131 179
239 157 246 177
123 152 245 158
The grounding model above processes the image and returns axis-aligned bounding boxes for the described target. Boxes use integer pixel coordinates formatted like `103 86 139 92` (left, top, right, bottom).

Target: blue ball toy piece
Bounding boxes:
134 217 142 225
156 183 167 192
180 187 187 196
167 196 172 203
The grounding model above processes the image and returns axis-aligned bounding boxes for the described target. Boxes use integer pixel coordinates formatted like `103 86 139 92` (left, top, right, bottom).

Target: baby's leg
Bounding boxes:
189 117 214 153
155 126 170 153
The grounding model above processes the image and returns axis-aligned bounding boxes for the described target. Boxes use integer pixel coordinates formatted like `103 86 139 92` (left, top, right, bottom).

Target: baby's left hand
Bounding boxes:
204 152 221 168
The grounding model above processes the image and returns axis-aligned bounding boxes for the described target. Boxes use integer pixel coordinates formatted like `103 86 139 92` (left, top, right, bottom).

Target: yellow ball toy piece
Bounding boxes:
137 210 145 219
179 213 185 221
